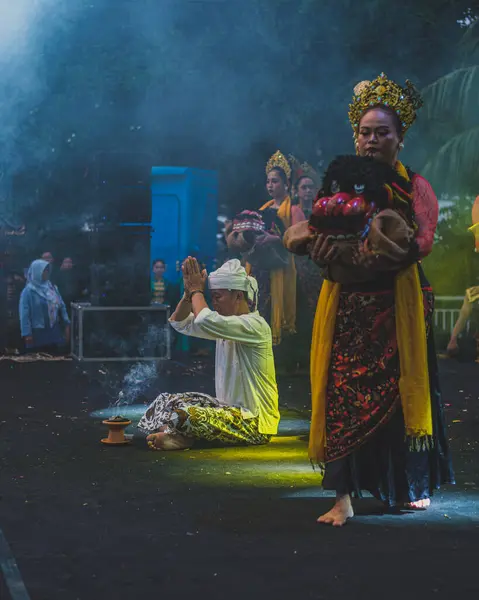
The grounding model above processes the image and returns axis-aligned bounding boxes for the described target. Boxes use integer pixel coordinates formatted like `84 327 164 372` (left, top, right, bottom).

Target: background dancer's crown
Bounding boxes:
289 154 319 187
265 150 292 180
348 73 424 139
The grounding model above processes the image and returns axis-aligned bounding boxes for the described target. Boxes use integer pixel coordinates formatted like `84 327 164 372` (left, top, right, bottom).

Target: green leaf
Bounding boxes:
422 125 479 192
421 65 479 124
460 16 479 57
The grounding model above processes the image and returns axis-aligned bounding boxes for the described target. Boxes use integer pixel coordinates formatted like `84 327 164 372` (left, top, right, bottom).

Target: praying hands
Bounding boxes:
182 256 208 297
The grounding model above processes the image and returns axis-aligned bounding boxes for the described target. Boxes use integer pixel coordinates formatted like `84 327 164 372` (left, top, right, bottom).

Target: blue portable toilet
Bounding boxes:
150 167 218 284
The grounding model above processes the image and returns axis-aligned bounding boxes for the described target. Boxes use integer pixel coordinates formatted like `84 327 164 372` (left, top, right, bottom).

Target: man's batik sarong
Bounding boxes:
138 392 271 446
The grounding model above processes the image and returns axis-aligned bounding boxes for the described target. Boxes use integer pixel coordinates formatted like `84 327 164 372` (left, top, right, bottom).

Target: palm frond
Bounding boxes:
421 66 479 124
421 125 479 193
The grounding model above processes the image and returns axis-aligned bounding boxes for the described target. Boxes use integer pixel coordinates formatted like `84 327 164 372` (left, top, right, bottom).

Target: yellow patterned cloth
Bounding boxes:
138 392 271 446
466 286 479 303
151 279 166 304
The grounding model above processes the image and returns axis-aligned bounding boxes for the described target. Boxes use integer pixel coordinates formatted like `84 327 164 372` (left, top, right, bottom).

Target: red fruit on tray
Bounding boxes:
347 196 365 215
312 196 330 217
326 196 337 215
342 200 355 216
331 192 352 216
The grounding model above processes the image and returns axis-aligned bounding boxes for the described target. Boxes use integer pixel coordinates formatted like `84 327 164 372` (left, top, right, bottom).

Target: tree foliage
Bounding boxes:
418 14 479 193
423 195 479 294
7 0 476 228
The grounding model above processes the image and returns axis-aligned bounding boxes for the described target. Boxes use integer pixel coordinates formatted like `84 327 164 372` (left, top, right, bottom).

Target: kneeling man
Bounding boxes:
138 257 280 450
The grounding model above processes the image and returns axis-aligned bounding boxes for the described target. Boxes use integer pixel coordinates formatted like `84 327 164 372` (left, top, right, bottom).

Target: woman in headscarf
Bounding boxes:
19 259 70 353
286 74 454 526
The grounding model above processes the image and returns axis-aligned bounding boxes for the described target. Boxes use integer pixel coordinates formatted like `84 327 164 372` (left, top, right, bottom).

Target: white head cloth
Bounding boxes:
208 259 259 310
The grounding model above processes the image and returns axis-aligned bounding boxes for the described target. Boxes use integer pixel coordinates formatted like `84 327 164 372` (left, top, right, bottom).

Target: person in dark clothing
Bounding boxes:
5 271 25 352
56 257 86 314
151 259 179 306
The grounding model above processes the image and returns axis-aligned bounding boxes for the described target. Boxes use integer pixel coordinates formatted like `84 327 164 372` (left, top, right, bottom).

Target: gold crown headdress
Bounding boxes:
348 73 424 140
265 150 292 181
288 154 319 187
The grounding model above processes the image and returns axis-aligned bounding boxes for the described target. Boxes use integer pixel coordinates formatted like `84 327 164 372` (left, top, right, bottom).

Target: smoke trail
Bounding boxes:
113 362 158 409
1 0 464 225
0 1 80 214
76 318 167 412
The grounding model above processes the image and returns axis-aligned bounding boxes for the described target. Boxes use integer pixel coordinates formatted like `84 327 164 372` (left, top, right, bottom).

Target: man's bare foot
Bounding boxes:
146 432 192 451
403 498 431 510
317 495 354 527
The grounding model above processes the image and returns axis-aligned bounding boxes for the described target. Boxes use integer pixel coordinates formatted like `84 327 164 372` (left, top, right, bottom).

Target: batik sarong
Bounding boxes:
138 392 271 446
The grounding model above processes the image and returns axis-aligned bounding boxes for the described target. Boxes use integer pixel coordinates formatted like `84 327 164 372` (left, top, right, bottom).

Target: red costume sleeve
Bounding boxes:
412 174 438 258
291 204 306 226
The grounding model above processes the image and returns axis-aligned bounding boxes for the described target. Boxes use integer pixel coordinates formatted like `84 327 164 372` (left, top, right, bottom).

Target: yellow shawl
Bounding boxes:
258 196 297 345
309 161 432 464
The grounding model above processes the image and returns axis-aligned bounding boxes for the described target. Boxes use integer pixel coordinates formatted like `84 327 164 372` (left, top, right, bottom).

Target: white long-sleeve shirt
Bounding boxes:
170 308 280 435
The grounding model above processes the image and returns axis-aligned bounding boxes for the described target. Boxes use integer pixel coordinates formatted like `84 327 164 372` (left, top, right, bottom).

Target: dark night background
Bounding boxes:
1 6 479 599
1 0 479 292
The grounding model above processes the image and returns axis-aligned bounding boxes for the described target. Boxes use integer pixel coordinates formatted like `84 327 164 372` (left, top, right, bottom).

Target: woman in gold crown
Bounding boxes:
252 151 305 354
290 156 320 219
298 74 454 525
289 156 323 370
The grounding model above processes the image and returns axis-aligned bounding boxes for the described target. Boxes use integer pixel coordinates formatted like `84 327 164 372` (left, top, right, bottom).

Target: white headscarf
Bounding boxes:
208 259 259 311
26 259 62 327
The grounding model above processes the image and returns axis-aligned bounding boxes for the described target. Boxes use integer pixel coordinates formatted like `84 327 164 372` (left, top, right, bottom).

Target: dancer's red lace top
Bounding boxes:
412 175 438 258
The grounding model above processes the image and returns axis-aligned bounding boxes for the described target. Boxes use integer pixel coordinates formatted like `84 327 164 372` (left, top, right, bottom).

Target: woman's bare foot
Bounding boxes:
403 498 431 510
317 494 354 527
146 432 192 451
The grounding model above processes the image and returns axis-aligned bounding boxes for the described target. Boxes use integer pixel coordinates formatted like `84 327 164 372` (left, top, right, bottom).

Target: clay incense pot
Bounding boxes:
101 415 132 445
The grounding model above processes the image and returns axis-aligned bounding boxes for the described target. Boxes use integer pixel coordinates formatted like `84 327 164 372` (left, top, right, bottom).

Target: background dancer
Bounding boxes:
254 151 304 347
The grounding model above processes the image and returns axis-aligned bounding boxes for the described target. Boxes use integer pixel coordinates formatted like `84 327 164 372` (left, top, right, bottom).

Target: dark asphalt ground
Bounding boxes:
0 356 478 599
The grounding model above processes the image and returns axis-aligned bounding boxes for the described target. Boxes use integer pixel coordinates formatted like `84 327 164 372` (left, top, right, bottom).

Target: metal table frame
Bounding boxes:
70 303 171 362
